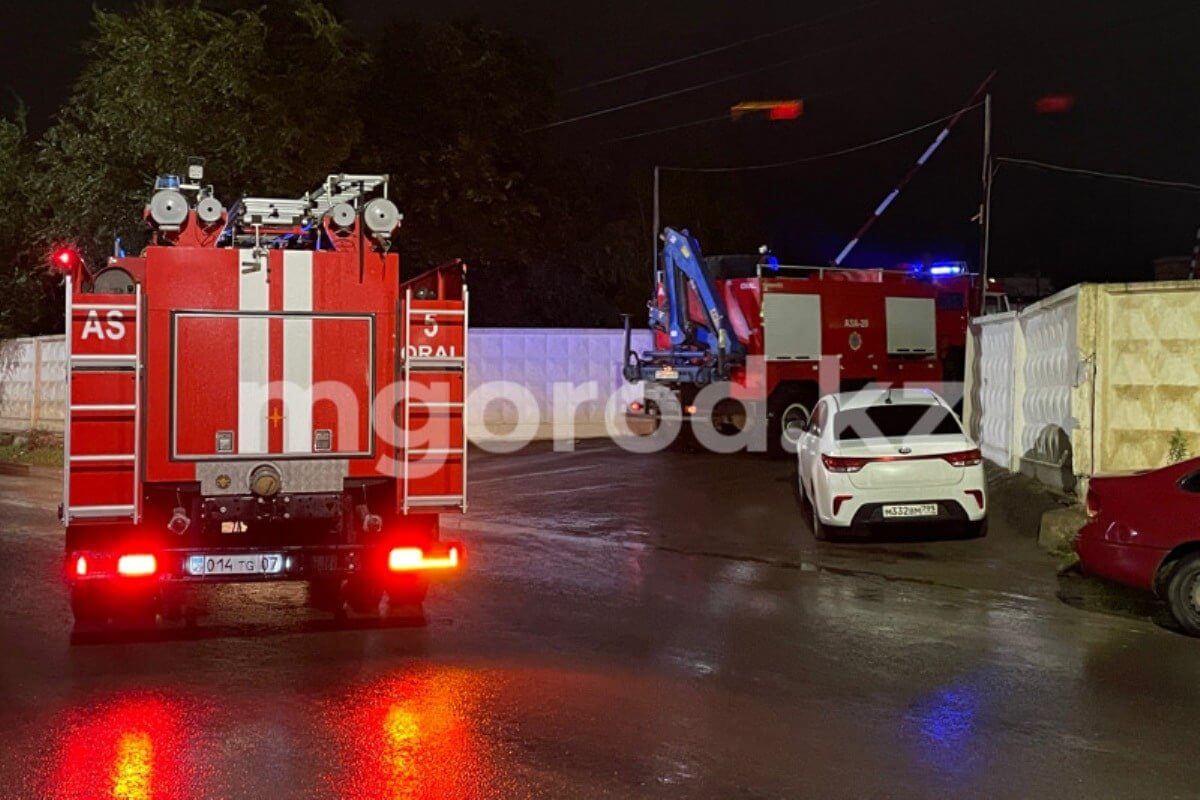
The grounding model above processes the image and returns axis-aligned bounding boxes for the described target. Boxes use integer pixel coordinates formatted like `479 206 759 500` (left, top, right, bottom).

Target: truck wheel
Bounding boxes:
70 585 109 628
307 577 344 613
386 576 429 612
768 394 813 458
345 577 384 616
1165 553 1200 636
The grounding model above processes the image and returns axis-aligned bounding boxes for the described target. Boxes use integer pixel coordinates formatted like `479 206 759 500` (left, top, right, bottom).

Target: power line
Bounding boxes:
598 2 1192 147
563 2 880 94
658 103 981 173
606 114 729 144
527 10 963 133
994 157 1200 193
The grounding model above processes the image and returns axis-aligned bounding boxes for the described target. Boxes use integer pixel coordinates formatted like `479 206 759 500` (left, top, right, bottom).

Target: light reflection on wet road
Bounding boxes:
3 442 1200 798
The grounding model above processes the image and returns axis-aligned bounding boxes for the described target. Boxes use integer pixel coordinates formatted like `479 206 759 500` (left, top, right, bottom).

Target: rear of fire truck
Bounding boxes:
60 162 466 628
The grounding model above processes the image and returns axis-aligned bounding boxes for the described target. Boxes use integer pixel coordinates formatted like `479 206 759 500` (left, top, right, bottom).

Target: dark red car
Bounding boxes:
1076 457 1200 634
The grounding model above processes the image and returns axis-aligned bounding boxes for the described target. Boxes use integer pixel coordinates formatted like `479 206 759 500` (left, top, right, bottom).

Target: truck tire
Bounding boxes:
71 584 158 630
70 585 109 628
768 388 815 458
307 576 345 613
386 575 429 610
345 577 384 615
1165 553 1200 636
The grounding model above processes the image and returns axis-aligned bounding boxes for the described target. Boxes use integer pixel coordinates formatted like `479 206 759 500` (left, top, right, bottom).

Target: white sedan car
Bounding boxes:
797 389 987 540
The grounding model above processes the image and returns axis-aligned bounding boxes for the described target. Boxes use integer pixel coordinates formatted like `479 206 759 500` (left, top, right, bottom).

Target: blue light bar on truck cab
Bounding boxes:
929 261 966 276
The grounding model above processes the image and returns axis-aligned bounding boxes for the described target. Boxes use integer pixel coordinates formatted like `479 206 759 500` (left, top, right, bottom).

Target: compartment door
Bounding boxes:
172 312 374 458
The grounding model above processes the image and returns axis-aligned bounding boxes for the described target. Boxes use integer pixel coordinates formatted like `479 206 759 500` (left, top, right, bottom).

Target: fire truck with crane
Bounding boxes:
622 227 1005 449
57 159 467 628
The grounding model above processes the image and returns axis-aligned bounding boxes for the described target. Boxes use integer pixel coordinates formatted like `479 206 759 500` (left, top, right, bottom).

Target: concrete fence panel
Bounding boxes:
0 330 650 442
0 335 66 433
967 280 1200 495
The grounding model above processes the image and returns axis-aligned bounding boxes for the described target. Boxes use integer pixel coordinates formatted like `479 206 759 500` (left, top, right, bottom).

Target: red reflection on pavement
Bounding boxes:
47 695 195 800
322 669 494 799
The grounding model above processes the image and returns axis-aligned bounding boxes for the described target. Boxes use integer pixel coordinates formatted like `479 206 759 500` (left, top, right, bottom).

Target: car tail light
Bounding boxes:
942 448 982 467
965 489 985 509
74 555 88 577
387 545 461 573
116 553 157 577
629 401 644 413
821 454 870 473
832 495 853 515
1085 488 1100 519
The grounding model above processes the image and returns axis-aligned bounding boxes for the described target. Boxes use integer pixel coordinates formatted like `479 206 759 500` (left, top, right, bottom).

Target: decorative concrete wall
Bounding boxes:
0 335 66 433
467 328 652 442
965 280 1200 494
0 330 650 442
965 313 1016 468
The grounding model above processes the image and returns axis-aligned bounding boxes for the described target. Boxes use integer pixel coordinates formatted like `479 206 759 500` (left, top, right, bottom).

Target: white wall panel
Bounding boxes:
974 316 1016 468
0 338 36 430
1018 292 1079 468
466 328 652 442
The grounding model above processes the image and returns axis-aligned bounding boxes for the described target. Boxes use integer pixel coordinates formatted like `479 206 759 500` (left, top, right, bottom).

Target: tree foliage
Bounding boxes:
34 0 364 260
0 109 57 339
353 17 556 271
0 1 650 335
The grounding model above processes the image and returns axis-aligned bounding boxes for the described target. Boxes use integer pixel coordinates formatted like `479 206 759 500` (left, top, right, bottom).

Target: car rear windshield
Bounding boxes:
834 404 962 440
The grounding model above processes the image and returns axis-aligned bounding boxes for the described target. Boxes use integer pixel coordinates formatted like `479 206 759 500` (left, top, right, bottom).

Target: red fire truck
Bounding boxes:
59 163 466 627
623 228 1003 448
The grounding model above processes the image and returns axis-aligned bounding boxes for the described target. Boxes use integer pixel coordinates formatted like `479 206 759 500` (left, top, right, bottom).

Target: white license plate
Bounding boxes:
882 503 939 519
654 367 678 380
187 553 284 576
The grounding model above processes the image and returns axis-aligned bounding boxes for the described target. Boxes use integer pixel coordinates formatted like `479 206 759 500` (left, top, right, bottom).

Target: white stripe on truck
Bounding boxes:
238 249 269 454
282 250 313 453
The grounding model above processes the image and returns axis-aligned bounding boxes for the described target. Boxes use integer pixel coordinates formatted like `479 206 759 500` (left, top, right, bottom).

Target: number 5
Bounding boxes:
423 313 438 338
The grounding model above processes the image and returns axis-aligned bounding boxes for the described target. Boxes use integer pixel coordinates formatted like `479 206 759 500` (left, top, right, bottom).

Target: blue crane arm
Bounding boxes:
656 228 745 360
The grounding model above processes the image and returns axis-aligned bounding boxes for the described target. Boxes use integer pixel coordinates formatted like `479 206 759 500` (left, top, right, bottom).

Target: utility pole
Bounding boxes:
979 92 993 310
652 166 661 283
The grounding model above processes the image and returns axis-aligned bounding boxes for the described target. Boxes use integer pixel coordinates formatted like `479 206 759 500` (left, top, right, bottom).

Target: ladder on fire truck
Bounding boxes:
62 278 143 525
400 280 469 514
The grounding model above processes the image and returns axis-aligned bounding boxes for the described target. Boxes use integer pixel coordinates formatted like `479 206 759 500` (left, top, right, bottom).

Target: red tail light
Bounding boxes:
1085 488 1100 519
629 401 644 413
942 449 982 467
965 489 985 509
74 555 89 577
117 553 157 577
387 545 461 573
832 495 853 515
821 454 870 473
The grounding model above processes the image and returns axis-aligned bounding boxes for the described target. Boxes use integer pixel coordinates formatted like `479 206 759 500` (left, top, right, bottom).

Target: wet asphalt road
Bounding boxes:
2 440 1199 799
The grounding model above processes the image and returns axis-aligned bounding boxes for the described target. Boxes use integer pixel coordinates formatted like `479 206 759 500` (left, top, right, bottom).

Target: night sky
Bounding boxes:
3 0 1199 287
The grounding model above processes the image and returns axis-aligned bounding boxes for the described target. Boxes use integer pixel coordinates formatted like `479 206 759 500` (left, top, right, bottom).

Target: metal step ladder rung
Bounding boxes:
73 302 138 311
69 454 136 463
405 495 466 508
405 356 465 371
68 504 137 520
70 355 138 370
